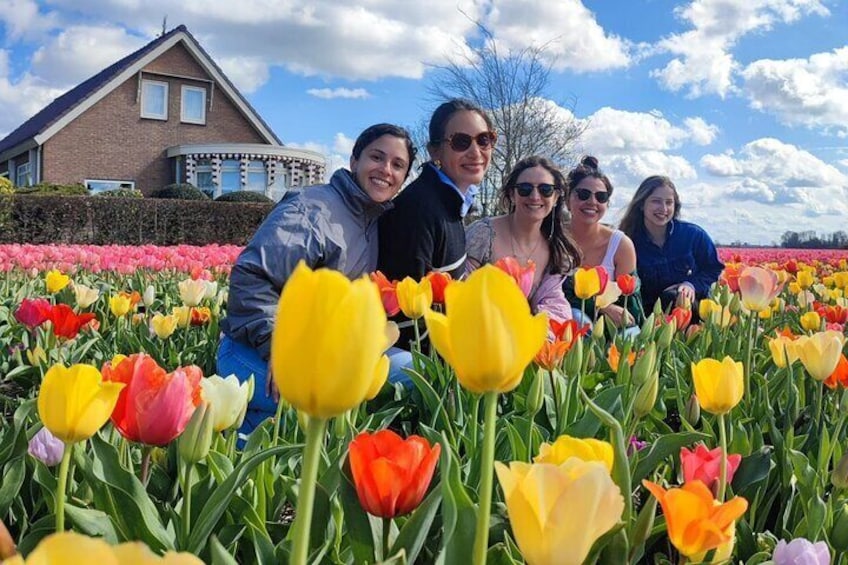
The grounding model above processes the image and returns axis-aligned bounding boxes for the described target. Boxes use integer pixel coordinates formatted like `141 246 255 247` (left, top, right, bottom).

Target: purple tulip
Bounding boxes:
774 538 830 565
27 427 65 467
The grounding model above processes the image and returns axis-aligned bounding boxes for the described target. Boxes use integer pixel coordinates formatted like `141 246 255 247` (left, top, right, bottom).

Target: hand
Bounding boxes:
676 284 695 306
265 364 279 403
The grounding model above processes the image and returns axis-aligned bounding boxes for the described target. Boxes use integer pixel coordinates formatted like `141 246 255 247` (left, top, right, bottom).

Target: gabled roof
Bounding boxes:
0 25 281 161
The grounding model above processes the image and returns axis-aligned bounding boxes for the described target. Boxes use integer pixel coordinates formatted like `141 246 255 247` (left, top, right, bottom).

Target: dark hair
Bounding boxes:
499 155 581 275
619 175 682 238
565 155 614 198
351 123 417 177
427 99 494 152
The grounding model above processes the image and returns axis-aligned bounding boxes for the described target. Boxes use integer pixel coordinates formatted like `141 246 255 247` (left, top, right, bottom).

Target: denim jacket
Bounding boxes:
631 220 724 311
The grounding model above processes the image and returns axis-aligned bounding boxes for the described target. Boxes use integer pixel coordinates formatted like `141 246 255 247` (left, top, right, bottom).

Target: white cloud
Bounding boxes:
217 56 270 94
332 133 355 156
650 0 829 98
683 116 719 145
307 87 370 100
484 0 631 72
741 46 848 136
0 50 67 136
0 0 61 40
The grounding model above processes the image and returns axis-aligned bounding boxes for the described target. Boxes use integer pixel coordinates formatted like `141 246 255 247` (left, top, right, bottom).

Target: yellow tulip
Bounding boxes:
534 435 614 473
109 294 131 317
271 262 389 419
172 306 191 328
44 270 70 294
10 532 118 564
26 345 47 367
37 364 124 444
768 336 799 368
824 276 836 288
796 331 845 381
495 460 624 565
573 266 608 300
150 313 178 339
800 311 821 332
788 282 802 295
642 480 747 559
796 270 814 289
835 272 848 290
72 284 100 309
395 277 433 319
178 278 208 307
112 541 204 564
424 265 548 394
691 357 744 415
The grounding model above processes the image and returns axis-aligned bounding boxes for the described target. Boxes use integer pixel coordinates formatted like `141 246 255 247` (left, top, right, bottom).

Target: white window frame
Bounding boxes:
16 162 31 187
84 179 136 194
141 79 169 120
180 85 207 125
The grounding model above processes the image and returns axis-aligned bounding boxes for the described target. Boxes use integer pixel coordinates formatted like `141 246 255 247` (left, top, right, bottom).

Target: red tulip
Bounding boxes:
680 444 741 494
494 256 535 298
102 353 203 446
549 318 590 345
616 274 638 296
48 304 96 340
425 271 452 305
667 306 693 331
348 429 440 518
14 298 53 329
370 271 400 317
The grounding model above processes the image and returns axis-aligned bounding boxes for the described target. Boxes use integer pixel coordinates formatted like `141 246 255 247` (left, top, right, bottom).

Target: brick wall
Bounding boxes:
43 42 269 195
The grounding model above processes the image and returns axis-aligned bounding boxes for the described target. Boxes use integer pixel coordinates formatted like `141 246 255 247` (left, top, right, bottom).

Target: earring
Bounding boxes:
434 160 442 169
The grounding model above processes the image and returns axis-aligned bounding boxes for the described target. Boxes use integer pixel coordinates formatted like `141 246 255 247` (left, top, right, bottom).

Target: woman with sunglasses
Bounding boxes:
465 156 581 324
378 99 495 347
619 175 723 314
563 156 641 328
219 123 417 434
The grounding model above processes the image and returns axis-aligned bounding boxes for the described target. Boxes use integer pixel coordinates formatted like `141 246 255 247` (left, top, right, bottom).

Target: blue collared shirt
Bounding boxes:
434 165 478 217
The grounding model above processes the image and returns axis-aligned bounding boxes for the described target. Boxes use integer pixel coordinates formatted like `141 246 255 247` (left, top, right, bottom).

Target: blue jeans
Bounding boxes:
216 334 413 435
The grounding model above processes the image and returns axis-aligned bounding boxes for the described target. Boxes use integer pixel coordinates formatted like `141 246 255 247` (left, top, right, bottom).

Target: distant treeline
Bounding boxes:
780 230 848 249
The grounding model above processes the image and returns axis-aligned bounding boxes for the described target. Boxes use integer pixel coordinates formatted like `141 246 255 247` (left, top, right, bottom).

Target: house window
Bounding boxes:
246 160 267 193
220 159 240 194
141 79 168 120
181 86 206 124
195 159 214 198
268 170 288 201
16 162 31 187
85 179 135 194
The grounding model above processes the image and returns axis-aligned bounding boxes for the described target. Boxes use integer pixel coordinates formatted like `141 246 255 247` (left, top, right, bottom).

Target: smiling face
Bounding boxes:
642 183 677 232
349 134 411 203
512 166 558 224
428 110 492 192
567 177 609 225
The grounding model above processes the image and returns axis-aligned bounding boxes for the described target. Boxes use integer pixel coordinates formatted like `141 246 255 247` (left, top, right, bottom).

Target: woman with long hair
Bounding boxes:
563 156 640 327
465 155 581 323
619 175 723 313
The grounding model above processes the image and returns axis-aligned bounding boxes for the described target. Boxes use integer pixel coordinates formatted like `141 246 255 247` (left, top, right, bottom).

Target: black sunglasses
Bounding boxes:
574 187 610 203
442 131 497 152
515 182 557 198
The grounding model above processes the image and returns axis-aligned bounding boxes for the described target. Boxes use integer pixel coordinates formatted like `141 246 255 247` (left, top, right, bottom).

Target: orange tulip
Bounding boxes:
190 306 212 326
370 271 400 316
102 353 203 446
348 429 440 518
616 273 638 296
535 339 570 371
720 263 743 293
494 256 535 298
642 479 748 559
425 271 452 305
824 354 848 390
608 343 636 372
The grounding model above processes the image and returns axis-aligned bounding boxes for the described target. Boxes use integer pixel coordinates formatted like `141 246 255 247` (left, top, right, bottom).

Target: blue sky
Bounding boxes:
1 0 846 245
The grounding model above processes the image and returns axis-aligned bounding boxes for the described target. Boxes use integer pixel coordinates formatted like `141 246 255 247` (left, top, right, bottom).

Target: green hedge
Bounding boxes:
0 195 273 245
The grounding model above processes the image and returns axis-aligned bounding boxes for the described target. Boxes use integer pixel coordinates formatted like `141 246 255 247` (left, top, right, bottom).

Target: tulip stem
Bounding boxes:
472 392 498 565
717 413 728 502
55 443 72 532
181 461 194 545
140 446 152 486
744 314 756 404
291 416 327 565
382 516 391 560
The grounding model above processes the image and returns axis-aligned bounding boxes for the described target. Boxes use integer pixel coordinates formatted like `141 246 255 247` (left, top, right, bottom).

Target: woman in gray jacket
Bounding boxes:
218 123 416 433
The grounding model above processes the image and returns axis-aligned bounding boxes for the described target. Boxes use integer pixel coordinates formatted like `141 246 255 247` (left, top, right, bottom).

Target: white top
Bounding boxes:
600 229 624 277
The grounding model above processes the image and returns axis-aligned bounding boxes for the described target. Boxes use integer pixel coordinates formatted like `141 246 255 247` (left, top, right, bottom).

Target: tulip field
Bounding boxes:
1 243 848 564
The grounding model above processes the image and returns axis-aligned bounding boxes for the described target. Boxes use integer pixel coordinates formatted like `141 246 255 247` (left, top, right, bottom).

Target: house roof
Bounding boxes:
0 25 281 161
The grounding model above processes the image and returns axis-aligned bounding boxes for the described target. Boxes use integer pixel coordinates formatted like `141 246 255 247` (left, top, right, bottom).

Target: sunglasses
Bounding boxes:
442 131 497 152
574 187 610 204
515 182 557 198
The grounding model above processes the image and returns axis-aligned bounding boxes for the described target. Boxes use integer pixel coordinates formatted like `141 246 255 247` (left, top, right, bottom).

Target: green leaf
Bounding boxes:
0 456 26 517
485 543 522 565
633 431 709 485
339 462 376 564
439 436 477 565
65 504 119 543
566 385 625 438
732 446 774 493
209 534 240 565
390 486 442 563
187 444 303 553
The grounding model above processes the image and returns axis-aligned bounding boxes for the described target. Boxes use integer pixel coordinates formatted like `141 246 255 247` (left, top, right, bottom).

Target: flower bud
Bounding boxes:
178 401 214 464
633 372 658 418
632 342 657 387
728 293 742 316
640 314 656 341
833 451 848 489
525 368 545 417
592 316 605 343
585 347 597 372
564 337 583 377
27 427 65 466
832 503 848 552
683 394 701 426
143 285 156 307
657 321 675 350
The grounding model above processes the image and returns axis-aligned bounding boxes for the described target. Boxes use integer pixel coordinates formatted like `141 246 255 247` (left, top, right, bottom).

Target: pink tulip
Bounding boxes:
494 256 536 298
14 298 53 329
738 266 783 312
680 444 742 494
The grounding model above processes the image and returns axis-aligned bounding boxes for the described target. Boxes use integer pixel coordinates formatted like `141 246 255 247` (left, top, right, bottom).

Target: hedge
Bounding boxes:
0 195 273 245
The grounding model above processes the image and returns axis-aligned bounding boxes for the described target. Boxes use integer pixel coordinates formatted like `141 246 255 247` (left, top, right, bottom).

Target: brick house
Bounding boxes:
0 25 325 198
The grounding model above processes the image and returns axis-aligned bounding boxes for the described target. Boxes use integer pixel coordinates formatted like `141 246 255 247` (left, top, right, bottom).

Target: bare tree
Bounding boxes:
427 25 587 216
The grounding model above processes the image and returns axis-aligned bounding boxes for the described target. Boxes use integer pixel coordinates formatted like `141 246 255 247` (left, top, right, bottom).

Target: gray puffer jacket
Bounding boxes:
220 168 393 359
